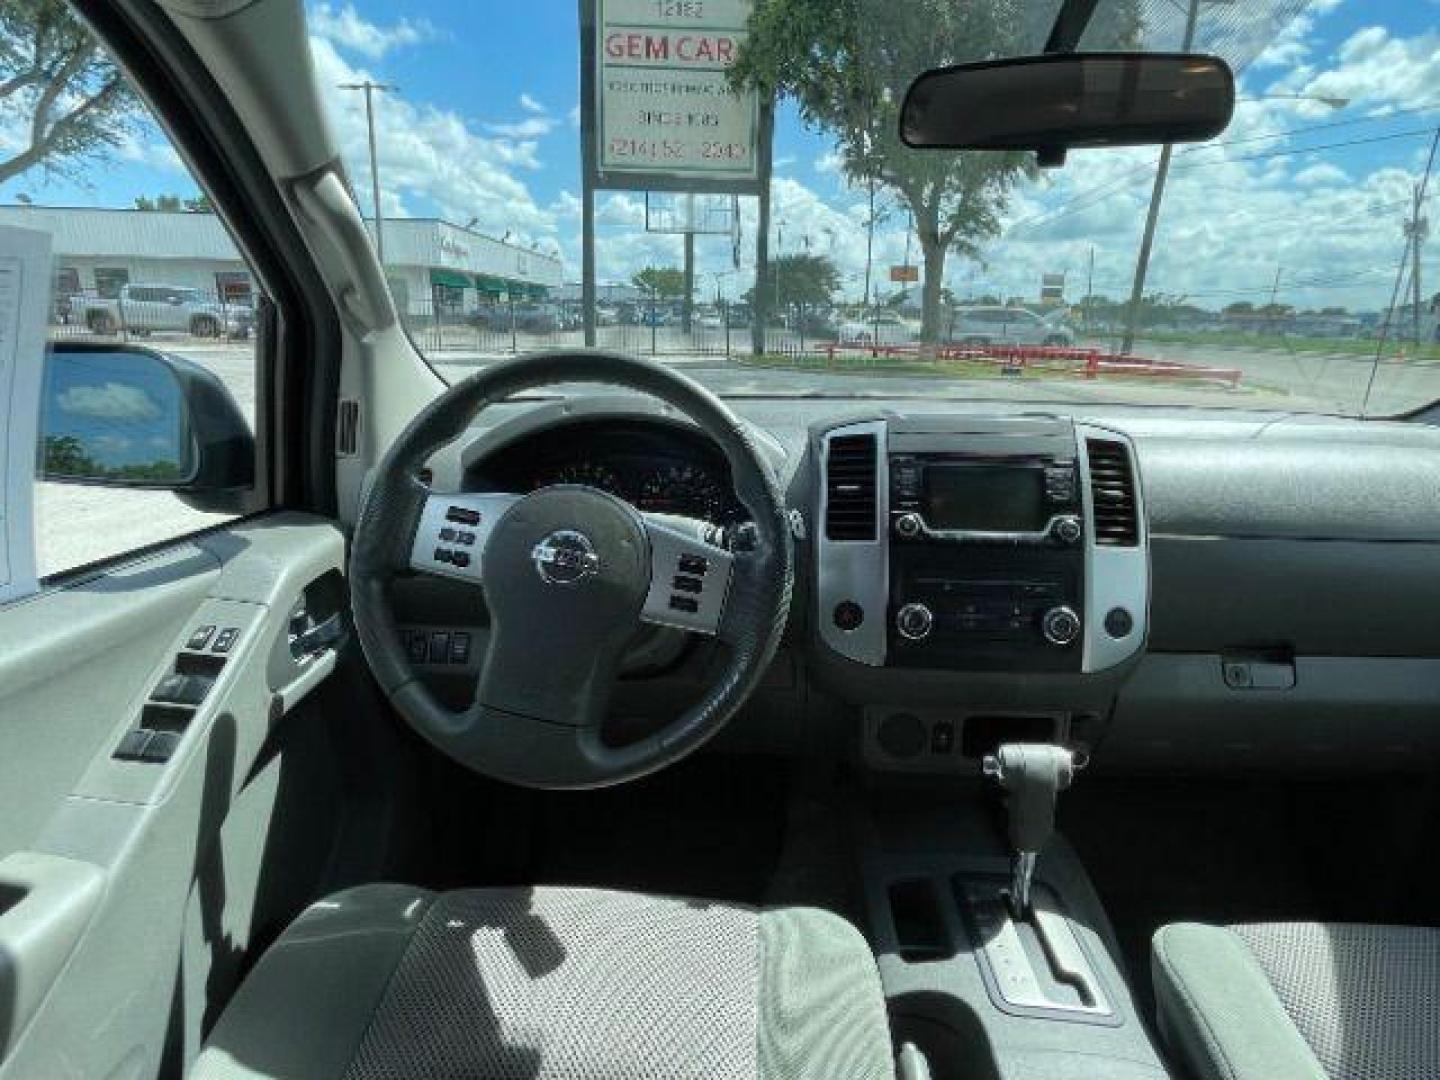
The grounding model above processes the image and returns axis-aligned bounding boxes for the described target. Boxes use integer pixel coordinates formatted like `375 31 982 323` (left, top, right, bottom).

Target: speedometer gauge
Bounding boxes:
638 463 726 521
539 461 623 495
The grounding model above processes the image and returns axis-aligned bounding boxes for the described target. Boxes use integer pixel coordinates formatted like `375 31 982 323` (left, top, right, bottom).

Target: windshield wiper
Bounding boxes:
1043 0 1102 53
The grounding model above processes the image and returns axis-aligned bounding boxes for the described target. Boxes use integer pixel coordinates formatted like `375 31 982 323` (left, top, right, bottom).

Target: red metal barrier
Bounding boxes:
821 341 1241 387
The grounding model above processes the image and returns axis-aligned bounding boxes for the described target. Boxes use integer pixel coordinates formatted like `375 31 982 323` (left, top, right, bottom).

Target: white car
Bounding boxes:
837 312 919 345
80 284 248 338
949 305 1074 346
695 311 724 330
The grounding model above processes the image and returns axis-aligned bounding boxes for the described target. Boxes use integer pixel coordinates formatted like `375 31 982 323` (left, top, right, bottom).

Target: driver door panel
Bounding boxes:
0 513 347 1079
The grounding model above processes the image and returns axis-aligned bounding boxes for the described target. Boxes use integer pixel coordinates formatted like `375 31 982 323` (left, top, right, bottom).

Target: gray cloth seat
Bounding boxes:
1152 921 1440 1080
191 883 897 1080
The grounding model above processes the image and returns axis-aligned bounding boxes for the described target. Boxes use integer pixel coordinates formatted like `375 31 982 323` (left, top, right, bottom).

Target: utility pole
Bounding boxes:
338 81 397 265
1266 265 1283 336
1120 0 1206 354
863 175 877 315
1406 183 1428 345
1085 245 1094 334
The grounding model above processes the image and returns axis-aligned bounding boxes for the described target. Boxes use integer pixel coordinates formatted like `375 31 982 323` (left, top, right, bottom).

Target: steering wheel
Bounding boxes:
349 350 793 789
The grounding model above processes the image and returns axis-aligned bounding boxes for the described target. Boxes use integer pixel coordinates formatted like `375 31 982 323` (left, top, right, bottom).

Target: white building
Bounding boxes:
0 206 562 315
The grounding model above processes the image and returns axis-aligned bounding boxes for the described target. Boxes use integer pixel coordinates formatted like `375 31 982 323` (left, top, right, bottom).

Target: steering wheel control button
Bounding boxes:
456 531 476 546
896 602 934 641
1104 607 1134 638
439 527 457 542
672 575 703 594
677 553 709 576
445 506 481 526
211 627 240 654
451 551 471 568
428 631 451 664
1052 516 1083 544
531 529 601 586
449 632 472 664
186 625 215 650
1041 606 1081 647
668 595 699 614
833 600 865 631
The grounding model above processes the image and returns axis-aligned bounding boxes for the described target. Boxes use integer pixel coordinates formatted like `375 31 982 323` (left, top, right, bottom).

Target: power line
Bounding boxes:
1004 106 1440 238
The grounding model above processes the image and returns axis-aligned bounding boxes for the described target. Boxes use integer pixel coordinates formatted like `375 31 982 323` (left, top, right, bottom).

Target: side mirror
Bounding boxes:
901 52 1234 166
39 344 254 512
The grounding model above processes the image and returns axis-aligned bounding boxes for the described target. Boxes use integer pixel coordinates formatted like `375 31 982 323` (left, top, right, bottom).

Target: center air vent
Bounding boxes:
825 433 878 541
1085 438 1138 547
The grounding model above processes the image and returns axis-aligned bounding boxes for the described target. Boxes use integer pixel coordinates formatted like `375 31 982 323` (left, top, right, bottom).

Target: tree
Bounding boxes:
632 266 688 299
135 194 183 212
744 253 839 310
0 0 139 185
133 193 214 212
732 0 1139 343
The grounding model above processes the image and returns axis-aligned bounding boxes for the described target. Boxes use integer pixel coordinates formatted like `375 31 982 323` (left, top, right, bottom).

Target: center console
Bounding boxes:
817 415 1148 678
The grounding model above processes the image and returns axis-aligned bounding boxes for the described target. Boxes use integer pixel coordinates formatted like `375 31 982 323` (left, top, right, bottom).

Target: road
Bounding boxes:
34 335 1440 576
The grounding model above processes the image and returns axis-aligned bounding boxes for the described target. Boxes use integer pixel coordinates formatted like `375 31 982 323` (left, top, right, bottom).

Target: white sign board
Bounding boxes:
595 0 759 185
0 225 48 603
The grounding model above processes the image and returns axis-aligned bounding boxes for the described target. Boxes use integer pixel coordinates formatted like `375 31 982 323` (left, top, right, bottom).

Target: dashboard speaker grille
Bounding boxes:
1086 438 1138 546
825 433 878 541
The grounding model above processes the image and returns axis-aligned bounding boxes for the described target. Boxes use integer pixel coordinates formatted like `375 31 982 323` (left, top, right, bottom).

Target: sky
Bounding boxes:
3 0 1438 313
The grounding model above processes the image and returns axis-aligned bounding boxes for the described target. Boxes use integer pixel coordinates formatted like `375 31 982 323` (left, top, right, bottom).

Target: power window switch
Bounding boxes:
114 729 153 761
140 730 183 763
186 625 215 650
152 673 210 706
212 627 240 654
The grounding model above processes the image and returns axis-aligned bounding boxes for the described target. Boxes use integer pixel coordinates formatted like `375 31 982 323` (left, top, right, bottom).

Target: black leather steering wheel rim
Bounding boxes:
349 349 793 789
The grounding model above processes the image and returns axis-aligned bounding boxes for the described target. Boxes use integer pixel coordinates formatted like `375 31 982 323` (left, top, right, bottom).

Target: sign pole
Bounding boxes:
752 99 774 356
579 0 598 346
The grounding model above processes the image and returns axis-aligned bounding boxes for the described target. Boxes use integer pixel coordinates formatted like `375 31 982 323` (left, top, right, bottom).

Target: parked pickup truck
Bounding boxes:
79 284 251 338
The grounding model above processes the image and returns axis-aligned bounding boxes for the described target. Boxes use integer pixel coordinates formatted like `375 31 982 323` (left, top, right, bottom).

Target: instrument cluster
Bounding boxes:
464 420 743 524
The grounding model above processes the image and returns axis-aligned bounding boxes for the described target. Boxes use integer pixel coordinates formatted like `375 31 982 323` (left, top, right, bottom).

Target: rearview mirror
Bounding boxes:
901 52 1234 164
39 344 254 511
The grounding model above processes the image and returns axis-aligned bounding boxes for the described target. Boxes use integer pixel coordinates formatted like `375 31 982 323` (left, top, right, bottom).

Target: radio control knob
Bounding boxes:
1052 515 1083 544
1041 606 1082 647
895 513 924 538
896 602 934 641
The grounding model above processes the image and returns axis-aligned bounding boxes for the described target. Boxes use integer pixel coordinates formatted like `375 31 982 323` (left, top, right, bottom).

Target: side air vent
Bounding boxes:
1086 438 1139 547
825 433 878 541
336 399 360 456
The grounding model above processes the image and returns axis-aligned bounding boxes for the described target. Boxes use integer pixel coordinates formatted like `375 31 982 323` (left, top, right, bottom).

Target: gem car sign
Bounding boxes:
594 0 759 186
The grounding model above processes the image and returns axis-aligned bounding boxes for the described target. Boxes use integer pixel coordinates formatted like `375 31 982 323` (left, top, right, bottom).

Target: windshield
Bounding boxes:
18 0 1436 415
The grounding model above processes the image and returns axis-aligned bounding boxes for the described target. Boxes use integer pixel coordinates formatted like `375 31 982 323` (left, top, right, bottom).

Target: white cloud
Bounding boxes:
1298 27 1440 112
1294 162 1348 185
308 3 434 59
313 36 555 237
520 94 546 114
486 116 556 140
58 383 161 422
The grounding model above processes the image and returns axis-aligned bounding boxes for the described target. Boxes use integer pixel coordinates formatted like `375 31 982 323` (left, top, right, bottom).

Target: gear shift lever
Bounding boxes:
982 743 1082 918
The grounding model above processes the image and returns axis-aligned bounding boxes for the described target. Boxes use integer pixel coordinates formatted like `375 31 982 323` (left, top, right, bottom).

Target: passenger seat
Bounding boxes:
1151 921 1439 1079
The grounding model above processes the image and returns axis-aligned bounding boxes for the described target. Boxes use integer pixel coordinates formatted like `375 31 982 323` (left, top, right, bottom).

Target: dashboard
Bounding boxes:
462 418 745 524
409 394 1440 778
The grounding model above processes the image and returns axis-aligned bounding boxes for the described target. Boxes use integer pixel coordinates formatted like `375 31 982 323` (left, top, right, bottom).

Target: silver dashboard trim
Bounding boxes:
1076 423 1149 673
816 420 889 666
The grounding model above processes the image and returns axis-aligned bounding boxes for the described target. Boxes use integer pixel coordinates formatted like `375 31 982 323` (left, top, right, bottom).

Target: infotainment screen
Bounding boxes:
923 465 1046 531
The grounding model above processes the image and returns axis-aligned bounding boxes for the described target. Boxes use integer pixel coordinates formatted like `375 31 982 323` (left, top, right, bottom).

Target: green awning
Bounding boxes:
429 268 472 289
474 275 507 295
527 284 549 300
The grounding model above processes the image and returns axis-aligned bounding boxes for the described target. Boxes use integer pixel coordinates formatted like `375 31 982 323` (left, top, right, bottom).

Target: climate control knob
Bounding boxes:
1041 606 1082 647
895 602 934 641
894 513 924 538
1052 515 1083 544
